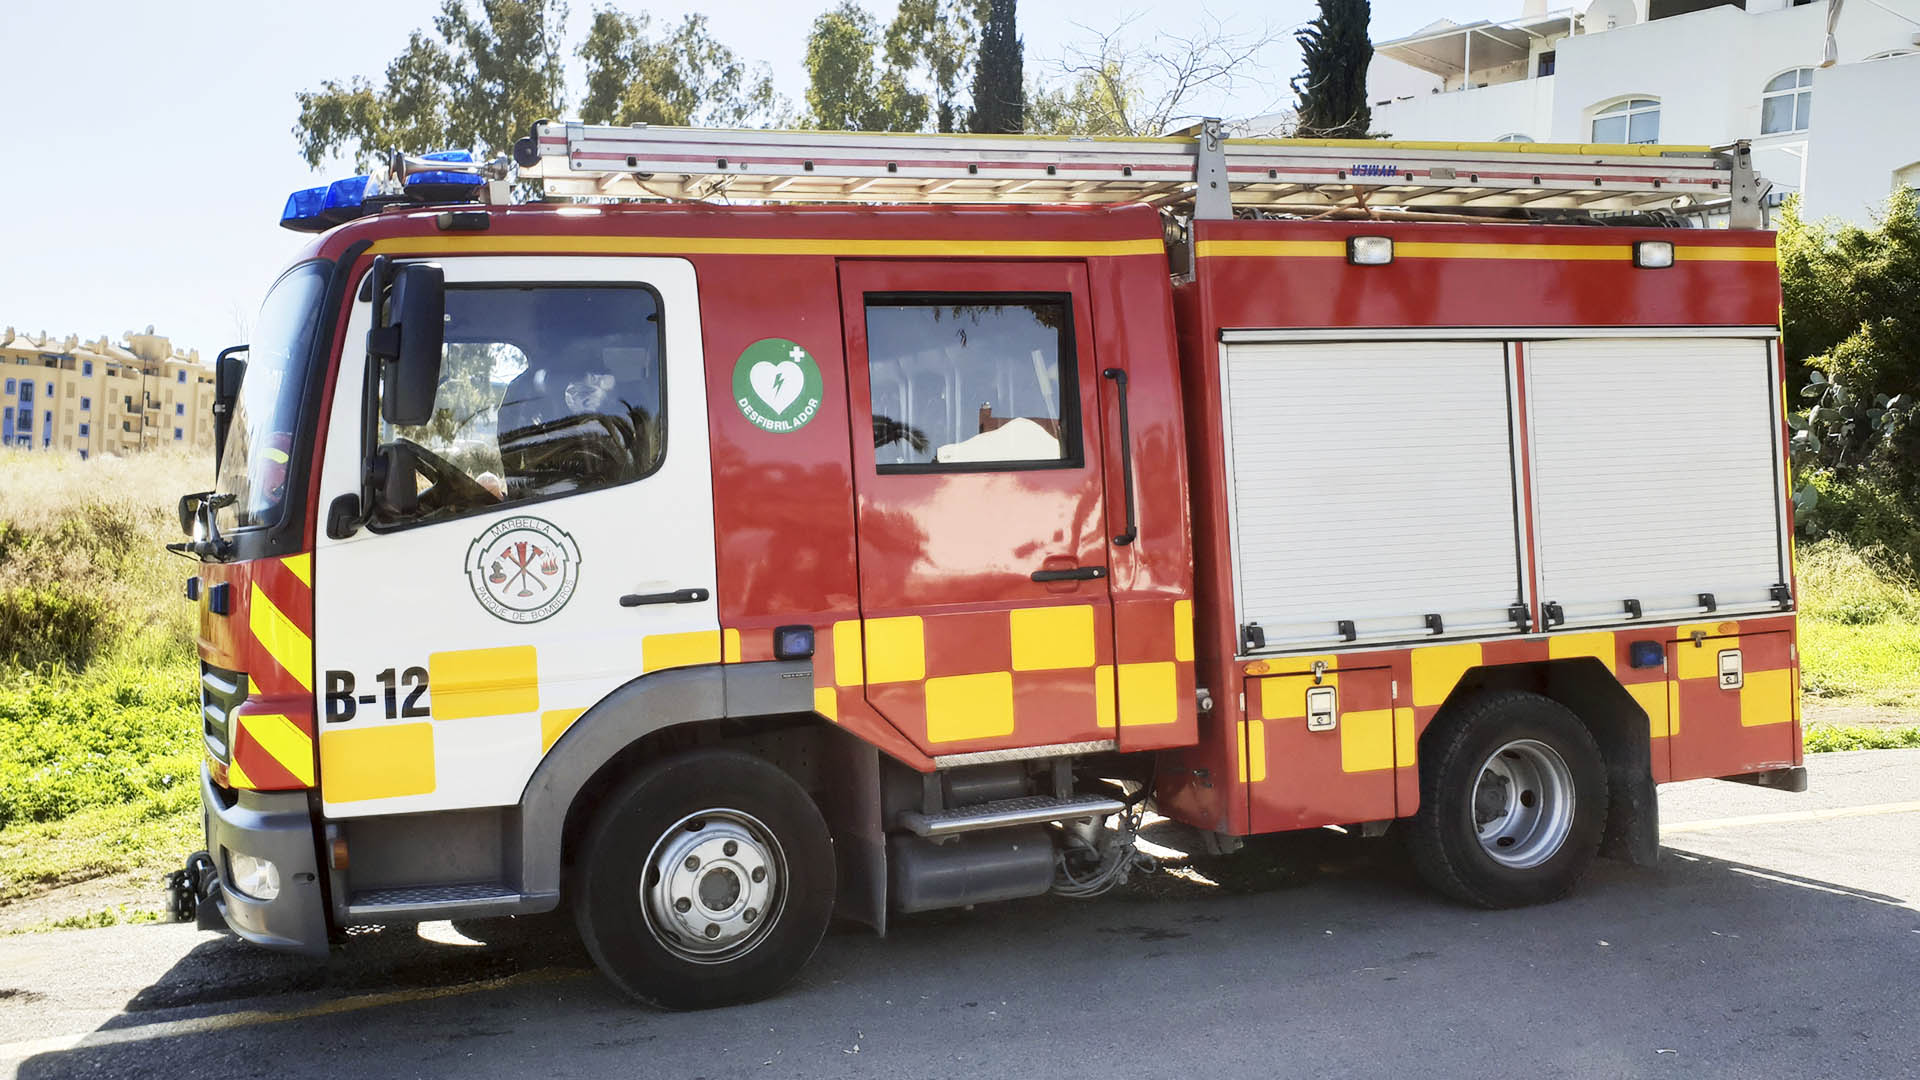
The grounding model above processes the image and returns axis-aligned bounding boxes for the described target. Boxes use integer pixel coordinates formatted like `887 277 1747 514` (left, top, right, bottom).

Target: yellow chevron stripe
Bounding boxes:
249 583 313 693
226 755 255 790
367 235 1165 258
281 553 311 586
238 713 315 787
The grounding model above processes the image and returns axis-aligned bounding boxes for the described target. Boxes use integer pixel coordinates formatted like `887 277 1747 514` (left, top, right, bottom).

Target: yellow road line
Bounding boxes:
0 967 588 1063
1662 800 1920 835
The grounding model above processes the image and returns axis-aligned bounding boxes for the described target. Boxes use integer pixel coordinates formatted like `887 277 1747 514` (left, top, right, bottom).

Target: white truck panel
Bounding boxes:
1223 340 1524 649
1525 337 1787 624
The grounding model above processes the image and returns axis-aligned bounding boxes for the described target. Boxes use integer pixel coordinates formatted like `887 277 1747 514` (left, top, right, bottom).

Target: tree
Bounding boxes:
887 0 988 134
577 10 781 128
1292 0 1374 138
1028 14 1285 137
1779 188 1920 570
804 2 927 132
294 0 566 169
968 0 1023 134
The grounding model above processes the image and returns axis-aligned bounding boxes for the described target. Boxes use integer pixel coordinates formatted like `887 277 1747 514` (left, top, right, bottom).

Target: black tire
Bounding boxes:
573 749 835 1009
1408 690 1608 909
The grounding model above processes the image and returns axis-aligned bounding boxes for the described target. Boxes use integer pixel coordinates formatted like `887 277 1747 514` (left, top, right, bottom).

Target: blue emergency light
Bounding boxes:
279 149 485 232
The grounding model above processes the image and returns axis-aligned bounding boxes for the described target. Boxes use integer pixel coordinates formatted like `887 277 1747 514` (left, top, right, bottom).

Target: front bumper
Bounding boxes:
200 763 329 957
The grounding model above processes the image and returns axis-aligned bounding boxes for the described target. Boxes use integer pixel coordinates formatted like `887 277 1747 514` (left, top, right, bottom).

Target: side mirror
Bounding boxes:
366 262 445 427
212 345 247 468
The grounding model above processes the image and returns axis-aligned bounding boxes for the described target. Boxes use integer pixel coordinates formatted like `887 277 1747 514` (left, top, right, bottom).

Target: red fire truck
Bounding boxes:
175 122 1801 1009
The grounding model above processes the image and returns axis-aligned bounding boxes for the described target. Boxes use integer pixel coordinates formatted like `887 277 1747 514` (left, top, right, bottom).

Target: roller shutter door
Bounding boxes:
1223 340 1524 650
1525 337 1788 625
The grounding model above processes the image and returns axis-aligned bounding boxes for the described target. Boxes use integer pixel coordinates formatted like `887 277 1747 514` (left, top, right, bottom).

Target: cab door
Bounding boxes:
838 261 1118 757
311 256 716 817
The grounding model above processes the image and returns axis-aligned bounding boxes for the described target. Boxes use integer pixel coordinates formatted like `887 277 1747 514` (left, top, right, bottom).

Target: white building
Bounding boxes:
1369 0 1920 223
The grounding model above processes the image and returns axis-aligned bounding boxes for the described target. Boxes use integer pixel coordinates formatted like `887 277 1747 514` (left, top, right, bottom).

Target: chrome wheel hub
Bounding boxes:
1470 738 1575 869
642 809 785 963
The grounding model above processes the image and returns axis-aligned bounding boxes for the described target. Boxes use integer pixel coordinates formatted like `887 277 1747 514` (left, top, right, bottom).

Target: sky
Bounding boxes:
0 0 1510 359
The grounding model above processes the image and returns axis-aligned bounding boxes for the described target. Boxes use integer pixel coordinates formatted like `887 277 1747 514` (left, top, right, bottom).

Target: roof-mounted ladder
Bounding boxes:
507 119 1771 228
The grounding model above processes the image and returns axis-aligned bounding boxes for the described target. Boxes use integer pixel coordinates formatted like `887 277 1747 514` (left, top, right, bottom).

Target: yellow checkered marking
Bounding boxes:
1628 682 1670 738
865 616 926 684
430 645 539 720
833 620 863 686
540 707 586 753
1239 719 1268 783
1259 672 1336 720
249 583 312 693
1548 631 1614 665
1411 642 1480 708
1117 661 1178 726
1173 599 1194 663
1341 709 1395 773
1393 707 1417 765
642 630 722 673
1094 665 1116 729
1010 605 1095 671
1740 668 1793 727
814 687 838 722
237 713 314 787
320 723 435 803
925 671 1015 743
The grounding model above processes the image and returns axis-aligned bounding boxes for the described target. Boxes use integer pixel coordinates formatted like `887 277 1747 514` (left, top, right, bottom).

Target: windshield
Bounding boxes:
215 262 329 532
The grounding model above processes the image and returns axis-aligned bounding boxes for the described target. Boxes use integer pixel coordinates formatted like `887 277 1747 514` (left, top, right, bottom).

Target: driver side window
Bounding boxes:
374 284 666 528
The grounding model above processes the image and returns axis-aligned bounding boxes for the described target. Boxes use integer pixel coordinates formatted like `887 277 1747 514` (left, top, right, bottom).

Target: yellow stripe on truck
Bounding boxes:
237 713 315 787
428 646 540 720
320 723 436 803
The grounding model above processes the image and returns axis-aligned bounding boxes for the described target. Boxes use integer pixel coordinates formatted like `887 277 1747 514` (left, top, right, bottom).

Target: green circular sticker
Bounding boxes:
732 338 824 434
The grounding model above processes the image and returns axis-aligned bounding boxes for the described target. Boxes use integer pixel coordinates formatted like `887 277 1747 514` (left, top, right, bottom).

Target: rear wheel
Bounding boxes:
574 749 835 1009
1408 690 1607 908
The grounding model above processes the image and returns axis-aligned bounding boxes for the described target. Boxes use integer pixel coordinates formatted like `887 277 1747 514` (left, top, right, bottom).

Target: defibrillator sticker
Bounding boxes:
732 338 824 434
465 516 582 624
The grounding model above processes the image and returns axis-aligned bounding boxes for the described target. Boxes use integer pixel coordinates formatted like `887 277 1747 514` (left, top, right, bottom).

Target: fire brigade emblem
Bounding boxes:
464 516 582 624
732 338 824 434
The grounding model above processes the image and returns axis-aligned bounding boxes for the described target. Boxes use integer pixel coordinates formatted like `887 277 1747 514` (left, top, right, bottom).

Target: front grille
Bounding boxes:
200 661 246 762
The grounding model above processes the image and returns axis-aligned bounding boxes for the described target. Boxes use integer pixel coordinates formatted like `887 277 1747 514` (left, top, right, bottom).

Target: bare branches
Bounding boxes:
1030 9 1291 137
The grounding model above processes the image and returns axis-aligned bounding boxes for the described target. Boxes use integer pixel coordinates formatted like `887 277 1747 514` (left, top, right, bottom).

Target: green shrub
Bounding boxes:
0 587 114 672
1805 725 1920 753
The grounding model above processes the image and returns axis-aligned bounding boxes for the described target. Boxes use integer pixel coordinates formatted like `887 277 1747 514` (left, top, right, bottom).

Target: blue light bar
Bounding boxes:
279 184 329 231
323 174 376 212
405 149 485 197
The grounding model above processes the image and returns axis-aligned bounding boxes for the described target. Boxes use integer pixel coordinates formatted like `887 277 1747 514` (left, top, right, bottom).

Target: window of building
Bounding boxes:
2 407 10 437
865 296 1081 472
176 370 187 383
175 402 184 416
1761 69 1813 135
43 412 51 446
81 396 90 411
1537 50 1556 77
3 378 11 393
1592 98 1661 144
174 427 183 440
1496 133 1535 143
372 284 668 530
45 382 53 396
122 421 132 432
79 450 87 461
18 409 30 431
79 423 89 438
82 360 93 376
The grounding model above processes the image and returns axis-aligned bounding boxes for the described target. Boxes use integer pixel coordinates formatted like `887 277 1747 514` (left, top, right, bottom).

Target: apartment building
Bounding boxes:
1369 0 1920 223
1 326 214 459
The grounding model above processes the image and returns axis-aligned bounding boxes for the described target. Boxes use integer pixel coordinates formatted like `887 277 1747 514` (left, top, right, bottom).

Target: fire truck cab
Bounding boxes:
180 123 1801 1009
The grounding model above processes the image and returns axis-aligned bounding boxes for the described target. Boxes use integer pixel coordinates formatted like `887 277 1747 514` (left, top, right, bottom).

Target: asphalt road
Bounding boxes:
5 750 1918 1080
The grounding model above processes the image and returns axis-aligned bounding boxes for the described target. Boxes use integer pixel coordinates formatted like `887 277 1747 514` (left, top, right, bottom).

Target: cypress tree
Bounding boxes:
1293 0 1374 138
968 0 1023 134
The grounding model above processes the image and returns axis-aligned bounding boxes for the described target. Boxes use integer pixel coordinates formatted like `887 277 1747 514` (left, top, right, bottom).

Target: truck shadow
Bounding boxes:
16 827 1920 1077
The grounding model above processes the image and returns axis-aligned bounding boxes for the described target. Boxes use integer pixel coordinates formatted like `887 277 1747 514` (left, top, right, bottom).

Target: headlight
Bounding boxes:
228 851 281 901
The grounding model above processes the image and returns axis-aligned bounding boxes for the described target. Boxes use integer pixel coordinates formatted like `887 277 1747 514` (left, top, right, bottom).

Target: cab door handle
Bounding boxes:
1031 567 1107 583
620 587 710 607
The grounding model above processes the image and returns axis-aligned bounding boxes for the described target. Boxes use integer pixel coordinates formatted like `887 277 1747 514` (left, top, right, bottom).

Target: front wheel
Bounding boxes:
1408 690 1608 908
573 749 835 1009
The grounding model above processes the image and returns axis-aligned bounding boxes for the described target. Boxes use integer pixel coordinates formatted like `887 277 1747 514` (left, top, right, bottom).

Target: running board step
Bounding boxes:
347 883 526 921
898 794 1125 838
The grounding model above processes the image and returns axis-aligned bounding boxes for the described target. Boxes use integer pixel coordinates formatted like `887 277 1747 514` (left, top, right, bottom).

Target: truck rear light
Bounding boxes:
1633 240 1675 268
1347 236 1394 265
